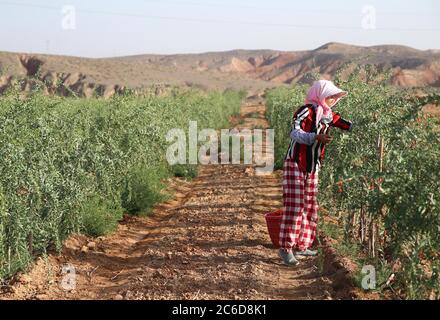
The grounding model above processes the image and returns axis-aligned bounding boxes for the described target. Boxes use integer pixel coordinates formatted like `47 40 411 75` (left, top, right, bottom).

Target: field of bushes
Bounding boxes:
266 67 440 299
0 85 242 281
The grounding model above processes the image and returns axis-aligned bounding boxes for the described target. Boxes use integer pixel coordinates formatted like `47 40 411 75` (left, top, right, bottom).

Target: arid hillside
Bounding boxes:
1 42 440 97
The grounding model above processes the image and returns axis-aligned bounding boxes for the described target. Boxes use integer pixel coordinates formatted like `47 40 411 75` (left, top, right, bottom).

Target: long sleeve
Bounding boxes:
290 106 316 146
331 112 353 131
290 129 316 145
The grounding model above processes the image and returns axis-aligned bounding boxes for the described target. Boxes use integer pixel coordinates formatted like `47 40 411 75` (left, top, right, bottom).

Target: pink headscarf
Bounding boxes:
305 80 348 126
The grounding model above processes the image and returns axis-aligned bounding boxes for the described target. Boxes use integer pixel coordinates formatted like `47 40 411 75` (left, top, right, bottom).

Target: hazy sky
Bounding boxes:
1 0 439 57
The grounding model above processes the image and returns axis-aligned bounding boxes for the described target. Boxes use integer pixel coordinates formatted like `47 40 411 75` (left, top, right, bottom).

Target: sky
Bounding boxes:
0 0 439 57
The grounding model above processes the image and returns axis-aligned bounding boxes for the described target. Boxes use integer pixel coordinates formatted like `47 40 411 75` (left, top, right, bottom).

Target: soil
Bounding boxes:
1 97 360 300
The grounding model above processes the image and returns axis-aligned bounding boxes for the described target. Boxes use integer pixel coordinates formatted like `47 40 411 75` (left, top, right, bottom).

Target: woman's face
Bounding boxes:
325 96 337 107
325 93 346 108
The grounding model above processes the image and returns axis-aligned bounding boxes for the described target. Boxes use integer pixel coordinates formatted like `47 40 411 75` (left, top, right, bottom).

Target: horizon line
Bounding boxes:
1 42 439 59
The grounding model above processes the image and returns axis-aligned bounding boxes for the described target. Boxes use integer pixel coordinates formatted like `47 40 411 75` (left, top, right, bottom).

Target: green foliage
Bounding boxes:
0 88 242 280
80 196 123 237
171 164 198 179
0 189 7 266
266 67 440 299
121 165 169 214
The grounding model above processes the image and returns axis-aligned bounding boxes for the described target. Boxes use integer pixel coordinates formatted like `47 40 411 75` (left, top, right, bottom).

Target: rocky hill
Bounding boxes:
1 42 439 97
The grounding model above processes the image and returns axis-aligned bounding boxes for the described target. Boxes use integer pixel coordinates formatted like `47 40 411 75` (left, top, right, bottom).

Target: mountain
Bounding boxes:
1 42 440 97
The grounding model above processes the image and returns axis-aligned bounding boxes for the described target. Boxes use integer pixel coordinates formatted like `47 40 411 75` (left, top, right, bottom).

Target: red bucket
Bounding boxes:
264 209 283 248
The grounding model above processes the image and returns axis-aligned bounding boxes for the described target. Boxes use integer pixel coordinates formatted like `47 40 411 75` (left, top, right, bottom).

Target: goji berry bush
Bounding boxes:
0 86 242 281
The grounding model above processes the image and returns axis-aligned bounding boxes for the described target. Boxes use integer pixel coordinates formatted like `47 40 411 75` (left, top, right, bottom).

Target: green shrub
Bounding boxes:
171 164 198 179
80 196 123 237
121 165 169 214
0 87 242 280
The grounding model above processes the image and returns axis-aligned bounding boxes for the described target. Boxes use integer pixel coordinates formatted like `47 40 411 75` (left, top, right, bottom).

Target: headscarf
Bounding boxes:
305 80 348 126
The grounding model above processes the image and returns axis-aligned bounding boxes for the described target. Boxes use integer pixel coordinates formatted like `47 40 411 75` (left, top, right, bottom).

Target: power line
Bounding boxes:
0 1 439 31
1 0 438 16
143 0 440 16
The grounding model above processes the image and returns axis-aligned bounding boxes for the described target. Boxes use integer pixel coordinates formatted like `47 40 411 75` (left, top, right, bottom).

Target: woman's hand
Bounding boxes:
315 134 332 144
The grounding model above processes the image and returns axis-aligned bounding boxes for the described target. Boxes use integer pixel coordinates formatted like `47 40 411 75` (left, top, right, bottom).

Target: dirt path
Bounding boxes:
2 97 355 300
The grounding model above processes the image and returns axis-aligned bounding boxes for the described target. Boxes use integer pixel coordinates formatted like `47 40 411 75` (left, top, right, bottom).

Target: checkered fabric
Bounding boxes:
279 158 319 251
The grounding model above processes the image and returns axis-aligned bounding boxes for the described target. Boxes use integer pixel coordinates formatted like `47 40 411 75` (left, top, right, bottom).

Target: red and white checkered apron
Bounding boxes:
279 159 319 251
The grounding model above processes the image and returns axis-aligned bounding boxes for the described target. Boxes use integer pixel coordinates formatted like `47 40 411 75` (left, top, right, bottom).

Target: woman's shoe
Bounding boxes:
279 249 299 266
295 249 318 256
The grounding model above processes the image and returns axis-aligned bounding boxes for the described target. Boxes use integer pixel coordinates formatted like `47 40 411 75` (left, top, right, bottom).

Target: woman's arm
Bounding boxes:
290 106 316 146
290 129 316 145
331 112 353 131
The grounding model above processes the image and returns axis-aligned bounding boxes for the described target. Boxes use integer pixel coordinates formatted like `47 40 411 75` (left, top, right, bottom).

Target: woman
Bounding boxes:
279 80 353 266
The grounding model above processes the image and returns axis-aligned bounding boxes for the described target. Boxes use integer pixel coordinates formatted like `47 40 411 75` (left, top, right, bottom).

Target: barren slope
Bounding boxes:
1 42 440 98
